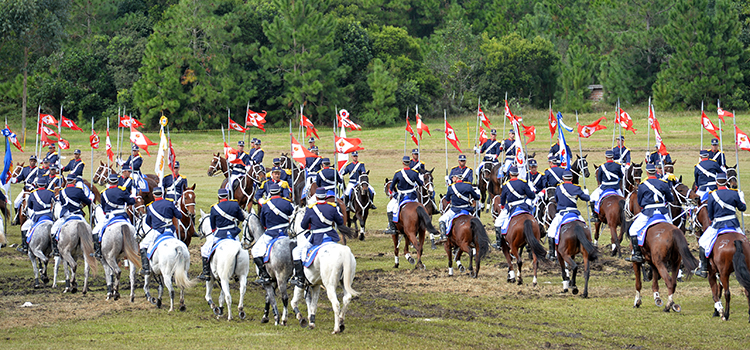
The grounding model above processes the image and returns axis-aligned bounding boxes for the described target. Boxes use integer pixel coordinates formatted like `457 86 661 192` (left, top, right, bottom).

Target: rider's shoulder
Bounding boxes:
117 186 127 191
165 198 175 202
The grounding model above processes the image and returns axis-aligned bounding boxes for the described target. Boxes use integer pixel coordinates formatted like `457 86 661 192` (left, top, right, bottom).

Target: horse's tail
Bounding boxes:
173 245 197 290
470 217 490 260
618 199 627 244
341 246 359 298
523 219 547 262
121 225 142 270
732 240 750 290
417 205 439 235
573 222 598 262
338 224 357 241
77 221 97 276
673 228 698 273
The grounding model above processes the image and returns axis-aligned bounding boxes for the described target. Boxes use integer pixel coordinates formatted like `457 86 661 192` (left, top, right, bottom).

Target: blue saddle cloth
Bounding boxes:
446 209 471 235
208 237 233 260
55 215 86 241
555 212 585 244
501 207 531 235
595 189 621 213
393 198 416 223
304 240 335 268
99 216 130 243
148 230 175 259
705 227 744 257
637 214 669 246
27 217 53 244
263 235 286 263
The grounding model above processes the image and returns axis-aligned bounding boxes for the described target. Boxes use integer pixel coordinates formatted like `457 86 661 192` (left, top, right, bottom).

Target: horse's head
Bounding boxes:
358 172 370 196
627 162 643 192
197 209 211 238
439 194 450 214
279 153 291 169
181 184 197 217
664 162 675 175
727 165 739 189
11 162 24 178
208 153 223 177
133 196 147 218
252 164 266 182
423 168 435 193
577 154 590 178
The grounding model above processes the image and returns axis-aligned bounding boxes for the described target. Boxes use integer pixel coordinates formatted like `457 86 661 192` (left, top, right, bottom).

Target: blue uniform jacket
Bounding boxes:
62 159 85 177
118 176 134 193
637 177 673 216
211 199 246 240
445 181 480 210
101 186 135 219
409 159 425 174
612 146 631 164
480 139 501 158
266 167 292 183
231 151 251 175
28 188 55 222
555 182 590 214
449 166 474 184
528 171 544 192
707 150 727 168
707 187 746 229
502 139 516 159
255 179 291 201
597 161 624 191
301 202 344 246
648 152 672 167
694 159 722 188
305 157 322 175
13 165 38 185
124 155 143 173
46 175 64 191
548 143 572 160
146 198 181 233
59 184 92 216
249 148 264 166
543 166 565 189
391 168 423 201
342 162 366 184
260 196 294 238
44 151 60 168
316 167 344 190
161 174 187 201
501 178 535 212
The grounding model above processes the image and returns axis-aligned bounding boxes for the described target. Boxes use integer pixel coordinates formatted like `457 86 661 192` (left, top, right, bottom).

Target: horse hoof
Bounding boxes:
156 299 162 309
722 316 727 321
713 309 720 317
42 276 49 284
239 311 246 320
582 292 589 298
179 305 186 312
339 323 345 333
672 304 681 313
571 287 579 295
300 318 308 328
82 290 87 296
654 298 663 307
634 299 642 308
407 257 415 265
213 307 221 316
458 265 466 273
282 320 287 326
309 323 315 330
532 282 537 287
261 316 269 324
63 287 70 293
507 278 515 283
71 287 78 294
114 292 120 301
517 278 523 286
561 289 568 294
219 307 224 316
150 297 158 305
393 263 399 269
130 295 134 303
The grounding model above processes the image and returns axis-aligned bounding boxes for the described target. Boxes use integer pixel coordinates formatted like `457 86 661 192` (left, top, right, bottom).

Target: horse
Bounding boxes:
346 172 372 241
445 215 490 277
707 233 750 321
174 185 197 246
51 219 97 294
592 165 628 257
417 169 439 216
391 201 440 269
500 211 548 286
93 161 157 204
556 221 598 297
631 221 699 312
26 219 53 288
99 220 142 301
207 153 230 178
570 154 590 185
624 162 643 194
143 234 197 312
93 161 117 186
477 158 495 213
221 172 257 211
279 153 305 205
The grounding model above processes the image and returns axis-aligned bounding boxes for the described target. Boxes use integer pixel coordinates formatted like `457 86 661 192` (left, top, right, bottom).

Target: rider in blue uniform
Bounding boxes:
250 139 265 169
11 155 39 225
302 146 322 198
647 145 672 168
139 187 181 275
695 150 723 201
627 164 673 263
307 137 316 151
51 173 92 256
62 149 85 178
542 156 565 189
291 188 344 288
198 188 247 281
161 161 188 201
409 149 425 174
341 151 376 209
494 166 535 249
316 158 344 194
46 165 64 192
448 154 474 185
44 144 60 170
589 150 624 223
18 176 55 254
385 156 424 235
548 140 572 163
438 173 480 245
227 140 251 199
94 174 135 258
255 168 291 203
706 138 727 168
266 158 292 183
118 164 135 196
547 170 590 258
612 136 631 166
476 129 501 174
252 184 295 285
498 130 517 179
527 159 544 193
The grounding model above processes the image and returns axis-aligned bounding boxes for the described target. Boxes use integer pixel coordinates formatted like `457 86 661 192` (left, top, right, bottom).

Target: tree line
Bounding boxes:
0 0 748 131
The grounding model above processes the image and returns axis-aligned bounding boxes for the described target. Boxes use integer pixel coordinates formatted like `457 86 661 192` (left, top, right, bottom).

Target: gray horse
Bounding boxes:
100 221 142 301
52 220 97 294
27 221 53 288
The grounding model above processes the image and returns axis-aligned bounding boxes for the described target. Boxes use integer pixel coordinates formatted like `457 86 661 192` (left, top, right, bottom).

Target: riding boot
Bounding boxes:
139 248 150 275
51 237 60 257
92 234 102 259
290 259 306 288
492 227 504 250
17 230 28 253
547 237 556 260
625 236 644 263
589 202 599 223
695 248 709 278
253 257 271 285
384 212 396 235
197 257 211 281
370 196 377 210
438 221 447 241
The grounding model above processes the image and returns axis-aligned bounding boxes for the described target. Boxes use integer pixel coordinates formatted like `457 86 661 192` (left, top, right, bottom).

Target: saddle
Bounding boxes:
636 214 669 246
304 241 335 268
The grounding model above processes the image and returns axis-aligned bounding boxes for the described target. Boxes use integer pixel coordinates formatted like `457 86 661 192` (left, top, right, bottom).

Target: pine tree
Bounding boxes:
362 58 399 125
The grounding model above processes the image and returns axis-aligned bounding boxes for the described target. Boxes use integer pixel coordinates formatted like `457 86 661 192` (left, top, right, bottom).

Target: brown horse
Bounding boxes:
93 161 117 186
279 153 305 204
445 215 490 277
92 161 157 204
417 169 438 216
556 220 598 297
592 165 627 257
172 185 197 246
346 172 371 241
207 153 229 178
707 233 750 321
477 158 495 213
624 162 643 194
631 222 699 312
392 202 439 269
221 174 257 211
500 212 548 286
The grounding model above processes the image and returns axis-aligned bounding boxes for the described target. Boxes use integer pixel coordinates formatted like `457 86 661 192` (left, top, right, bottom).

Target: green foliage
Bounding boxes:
361 58 399 125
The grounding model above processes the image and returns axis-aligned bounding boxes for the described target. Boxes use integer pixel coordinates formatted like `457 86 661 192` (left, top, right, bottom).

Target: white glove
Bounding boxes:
10 178 17 184
740 191 745 204
583 189 590 196
473 147 480 154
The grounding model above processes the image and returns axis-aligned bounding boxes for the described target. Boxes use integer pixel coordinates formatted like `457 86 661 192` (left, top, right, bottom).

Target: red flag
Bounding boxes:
60 115 83 132
522 124 536 144
415 113 431 138
291 135 319 165
445 120 461 152
246 109 267 132
478 107 491 129
736 125 750 151
40 131 57 147
228 118 247 133
654 127 668 156
41 125 60 138
118 115 143 128
577 116 608 138
701 111 721 140
337 109 362 130
57 138 70 150
648 105 661 133
224 142 244 166
5 125 23 152
301 114 319 139
617 108 637 134
479 127 488 145
90 131 100 149
548 109 557 136
40 114 57 126
405 118 418 145
168 138 177 175
105 129 114 161
334 133 365 153
129 123 157 155
717 108 733 123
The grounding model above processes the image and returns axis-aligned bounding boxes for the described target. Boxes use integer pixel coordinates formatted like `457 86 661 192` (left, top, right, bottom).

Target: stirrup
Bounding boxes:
625 254 643 263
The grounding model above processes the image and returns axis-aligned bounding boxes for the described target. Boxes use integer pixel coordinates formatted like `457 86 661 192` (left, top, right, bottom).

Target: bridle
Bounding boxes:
353 175 373 211
420 173 437 210
94 164 116 184
177 189 196 235
208 155 228 177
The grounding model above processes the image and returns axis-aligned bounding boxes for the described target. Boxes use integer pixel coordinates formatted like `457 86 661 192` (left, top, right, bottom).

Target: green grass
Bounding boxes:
1 108 750 349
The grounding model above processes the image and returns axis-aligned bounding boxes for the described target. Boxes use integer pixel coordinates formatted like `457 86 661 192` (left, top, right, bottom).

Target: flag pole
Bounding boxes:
244 101 249 145
733 111 744 230
404 108 408 156
299 105 303 142
617 98 621 148
118 106 124 162
503 92 507 137
647 97 651 152
611 102 616 148
701 101 704 150
289 119 295 204
90 116 94 183
35 105 40 157
575 110 590 223
718 99 724 154
227 107 231 146
444 109 448 177
58 103 63 135
416 104 420 157
474 97 481 175
107 117 110 168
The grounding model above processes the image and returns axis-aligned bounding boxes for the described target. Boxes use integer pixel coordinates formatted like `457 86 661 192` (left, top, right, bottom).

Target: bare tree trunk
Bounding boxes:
22 46 29 142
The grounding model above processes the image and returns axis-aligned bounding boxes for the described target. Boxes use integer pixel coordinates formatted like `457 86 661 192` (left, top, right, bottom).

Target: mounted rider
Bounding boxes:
119 164 136 197
647 144 672 168
227 140 251 199
527 159 544 193
92 174 135 259
18 176 55 254
439 173 480 240
547 140 572 165
695 173 746 277
198 188 248 281
316 158 344 197
447 154 474 185
266 158 292 183
612 135 631 166
43 144 60 172
385 156 424 235
11 155 39 225
695 149 723 201
494 166 536 249
124 145 148 192
50 173 92 257
498 130 517 179
546 170 590 259
542 155 565 189
706 138 727 169
255 167 291 203
341 151 376 209
589 150 623 223
252 183 294 285
161 161 188 201
249 138 265 170
138 187 181 275
302 146 322 198
291 188 344 288
307 137 316 150
61 149 85 178
476 129 501 175
626 164 673 263
45 165 64 192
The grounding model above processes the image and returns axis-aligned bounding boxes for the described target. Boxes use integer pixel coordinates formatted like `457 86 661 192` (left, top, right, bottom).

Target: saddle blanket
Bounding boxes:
263 235 286 263
99 216 130 242
446 211 471 236
393 198 416 223
703 227 744 258
148 230 176 259
595 189 621 213
27 217 53 244
54 215 86 241
556 213 584 244
304 241 336 268
208 237 233 261
637 214 669 246
501 208 531 235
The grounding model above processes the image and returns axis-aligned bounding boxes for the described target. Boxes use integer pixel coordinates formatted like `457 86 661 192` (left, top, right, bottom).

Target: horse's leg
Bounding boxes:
513 242 523 285
144 273 153 303
708 262 722 317
415 227 426 270
594 221 601 246
651 260 666 309
129 260 136 303
608 221 619 257
569 257 579 295
633 262 642 308
291 286 308 327
82 257 90 295
156 274 164 309
720 266 732 321
221 279 232 320
501 239 515 282
324 280 342 334
445 239 454 276
52 255 61 288
582 250 590 298
238 273 248 320
262 286 271 323
29 251 42 288
279 280 289 326
265 285 279 325
558 251 569 292
531 244 538 287
307 285 321 330
392 234 400 268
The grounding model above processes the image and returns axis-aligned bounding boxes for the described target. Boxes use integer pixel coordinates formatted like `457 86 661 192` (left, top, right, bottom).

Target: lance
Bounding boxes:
106 117 110 168
416 104 420 157
474 97 481 175
90 115 94 223
289 119 295 204
227 107 231 146
700 101 704 150
404 108 408 157
35 105 40 157
244 101 250 144
647 97 651 153
718 99 724 154
575 111 590 223
444 109 448 177
733 111 744 230
502 92 507 137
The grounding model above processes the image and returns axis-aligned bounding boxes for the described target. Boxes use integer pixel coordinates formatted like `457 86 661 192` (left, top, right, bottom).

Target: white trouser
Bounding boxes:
250 234 274 258
498 159 513 178
547 213 563 239
51 212 75 237
438 209 457 227
139 228 160 250
387 197 398 213
201 235 216 258
302 176 315 196
699 226 718 255
494 208 509 229
132 173 145 191
292 233 311 261
344 183 376 197
590 187 602 203
629 212 648 237
14 191 26 208
228 174 243 191
21 218 33 232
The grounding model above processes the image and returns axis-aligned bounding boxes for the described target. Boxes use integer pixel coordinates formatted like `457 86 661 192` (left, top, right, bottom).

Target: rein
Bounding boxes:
208 155 229 178
177 190 196 236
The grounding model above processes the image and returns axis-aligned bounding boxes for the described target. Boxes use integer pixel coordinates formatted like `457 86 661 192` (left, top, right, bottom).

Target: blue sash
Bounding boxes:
208 237 233 260
147 230 176 259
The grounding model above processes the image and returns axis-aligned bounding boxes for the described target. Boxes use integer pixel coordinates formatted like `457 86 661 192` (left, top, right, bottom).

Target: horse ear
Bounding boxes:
366 170 370 174
430 167 434 173
672 159 677 166
190 183 196 190
385 177 389 183
679 175 683 183
584 154 588 158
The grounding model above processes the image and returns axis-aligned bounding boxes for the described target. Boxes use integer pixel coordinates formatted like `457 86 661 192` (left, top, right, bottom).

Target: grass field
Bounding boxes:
1 108 750 349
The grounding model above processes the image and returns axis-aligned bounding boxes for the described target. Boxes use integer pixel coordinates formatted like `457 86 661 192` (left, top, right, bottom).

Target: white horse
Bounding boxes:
52 218 97 294
290 207 359 334
26 220 53 288
98 207 142 301
198 209 250 320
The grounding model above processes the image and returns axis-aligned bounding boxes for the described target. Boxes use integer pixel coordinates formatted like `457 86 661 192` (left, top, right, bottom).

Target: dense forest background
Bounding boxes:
1 0 749 131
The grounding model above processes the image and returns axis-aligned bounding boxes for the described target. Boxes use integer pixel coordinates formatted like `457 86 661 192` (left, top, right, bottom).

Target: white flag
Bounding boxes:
154 126 168 179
